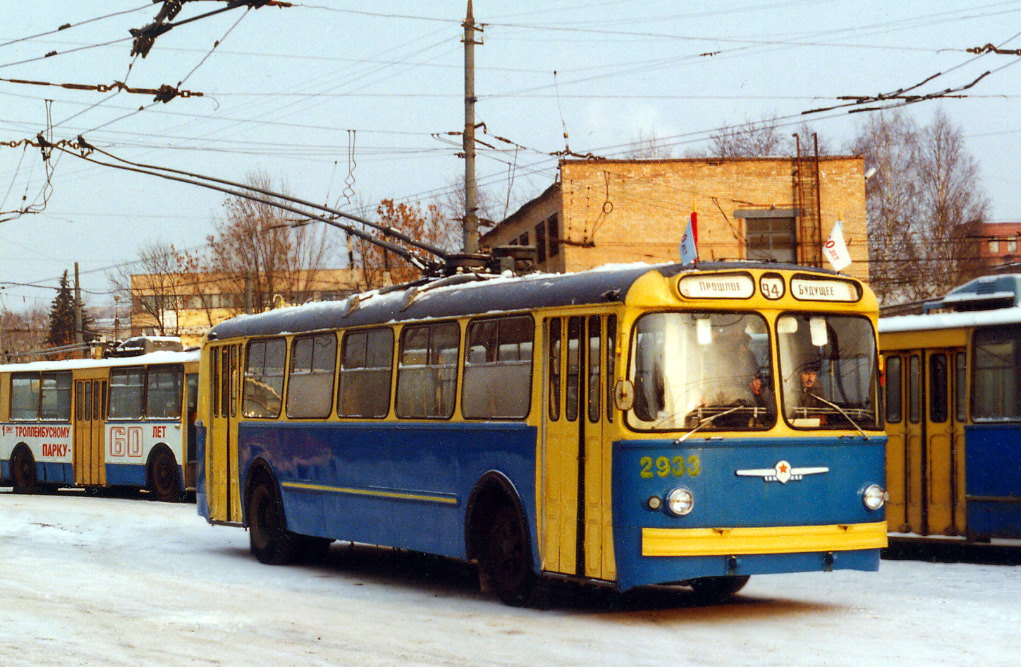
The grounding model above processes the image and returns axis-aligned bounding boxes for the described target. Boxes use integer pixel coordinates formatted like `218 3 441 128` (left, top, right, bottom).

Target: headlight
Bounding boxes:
862 484 886 511
666 487 694 516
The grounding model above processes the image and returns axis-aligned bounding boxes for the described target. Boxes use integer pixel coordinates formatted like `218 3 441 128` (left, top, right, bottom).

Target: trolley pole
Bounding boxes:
462 0 479 254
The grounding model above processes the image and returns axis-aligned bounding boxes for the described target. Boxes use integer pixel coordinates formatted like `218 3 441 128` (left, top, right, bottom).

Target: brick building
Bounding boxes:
129 268 357 347
482 157 869 283
958 221 1021 277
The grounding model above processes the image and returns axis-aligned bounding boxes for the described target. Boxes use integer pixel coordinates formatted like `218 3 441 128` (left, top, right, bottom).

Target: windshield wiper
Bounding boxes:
807 392 870 440
675 405 745 443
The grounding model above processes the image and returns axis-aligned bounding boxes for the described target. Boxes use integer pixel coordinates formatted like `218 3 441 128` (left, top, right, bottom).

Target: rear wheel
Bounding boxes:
689 575 750 602
248 479 299 565
480 504 537 606
148 448 181 502
11 448 38 494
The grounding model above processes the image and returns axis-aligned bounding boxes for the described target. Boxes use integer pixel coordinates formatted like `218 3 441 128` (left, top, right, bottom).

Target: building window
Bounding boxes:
517 232 528 246
1008 238 1017 253
746 216 797 263
547 214 560 258
535 220 547 264
989 239 1000 253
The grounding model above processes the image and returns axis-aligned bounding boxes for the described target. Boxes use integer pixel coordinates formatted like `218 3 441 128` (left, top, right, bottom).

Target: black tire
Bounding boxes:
148 448 181 502
11 448 38 494
248 479 299 565
481 504 537 606
689 575 750 602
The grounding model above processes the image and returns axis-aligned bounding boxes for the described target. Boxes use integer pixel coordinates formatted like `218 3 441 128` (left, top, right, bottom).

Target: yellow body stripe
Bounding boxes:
642 521 888 557
281 481 458 506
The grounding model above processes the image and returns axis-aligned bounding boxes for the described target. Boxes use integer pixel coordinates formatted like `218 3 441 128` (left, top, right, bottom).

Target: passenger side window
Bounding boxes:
338 328 393 418
109 367 144 420
11 374 41 421
396 322 459 419
287 334 337 419
243 338 287 418
147 366 184 419
40 372 72 421
462 316 533 419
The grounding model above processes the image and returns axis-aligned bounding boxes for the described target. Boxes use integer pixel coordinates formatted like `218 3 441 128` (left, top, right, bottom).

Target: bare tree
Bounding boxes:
203 171 334 314
110 240 190 336
848 108 989 302
707 116 790 157
847 111 924 303
0 306 48 361
690 116 830 158
350 199 459 291
914 108 990 292
623 129 674 159
437 175 497 233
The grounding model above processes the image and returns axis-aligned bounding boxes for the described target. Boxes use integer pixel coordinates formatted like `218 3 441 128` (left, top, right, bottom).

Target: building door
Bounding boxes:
207 344 242 523
73 372 107 487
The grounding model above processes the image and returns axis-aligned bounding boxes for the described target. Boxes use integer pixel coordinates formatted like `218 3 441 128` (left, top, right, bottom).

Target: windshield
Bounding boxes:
776 313 880 430
629 312 775 431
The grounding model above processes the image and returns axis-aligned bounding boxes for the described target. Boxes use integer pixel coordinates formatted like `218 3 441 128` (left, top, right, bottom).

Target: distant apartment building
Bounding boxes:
482 157 870 284
129 269 357 347
957 221 1021 278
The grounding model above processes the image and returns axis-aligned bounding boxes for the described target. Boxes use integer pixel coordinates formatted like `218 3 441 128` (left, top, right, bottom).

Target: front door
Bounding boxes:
73 372 107 487
542 314 614 580
207 344 242 523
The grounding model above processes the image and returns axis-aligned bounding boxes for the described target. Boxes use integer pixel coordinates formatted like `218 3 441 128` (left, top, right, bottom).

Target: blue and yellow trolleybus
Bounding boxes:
198 261 887 603
0 345 199 501
880 274 1021 541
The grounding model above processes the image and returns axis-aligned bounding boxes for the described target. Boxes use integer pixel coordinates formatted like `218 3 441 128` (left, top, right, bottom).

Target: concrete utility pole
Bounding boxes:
462 0 479 254
73 262 84 355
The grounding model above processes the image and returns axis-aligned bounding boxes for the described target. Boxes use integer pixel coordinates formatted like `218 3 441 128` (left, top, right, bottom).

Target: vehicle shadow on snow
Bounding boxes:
884 539 1021 566
226 539 835 616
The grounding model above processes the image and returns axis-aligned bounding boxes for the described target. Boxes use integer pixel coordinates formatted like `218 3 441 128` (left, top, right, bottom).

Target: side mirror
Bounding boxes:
614 379 635 411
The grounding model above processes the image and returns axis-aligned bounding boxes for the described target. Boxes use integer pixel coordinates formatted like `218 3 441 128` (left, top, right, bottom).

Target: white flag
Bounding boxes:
823 219 852 271
679 213 698 265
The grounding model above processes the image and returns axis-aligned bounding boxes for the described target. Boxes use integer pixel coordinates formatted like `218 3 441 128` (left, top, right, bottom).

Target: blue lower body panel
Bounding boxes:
966 425 1021 539
619 549 880 590
238 421 538 564
105 463 147 488
196 423 208 519
38 462 72 485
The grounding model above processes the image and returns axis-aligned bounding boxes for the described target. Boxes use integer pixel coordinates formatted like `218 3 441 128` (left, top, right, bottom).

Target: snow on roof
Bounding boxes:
0 350 200 374
880 306 1021 333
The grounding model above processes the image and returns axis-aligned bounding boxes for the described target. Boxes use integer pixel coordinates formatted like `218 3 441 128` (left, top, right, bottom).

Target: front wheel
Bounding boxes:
248 480 299 565
689 575 750 602
11 449 38 494
480 504 537 606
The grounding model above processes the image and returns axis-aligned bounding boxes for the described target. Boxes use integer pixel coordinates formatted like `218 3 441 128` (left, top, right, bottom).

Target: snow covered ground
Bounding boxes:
1 489 1017 666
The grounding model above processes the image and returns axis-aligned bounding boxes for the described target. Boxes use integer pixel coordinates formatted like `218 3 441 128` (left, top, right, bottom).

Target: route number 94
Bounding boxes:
639 455 701 479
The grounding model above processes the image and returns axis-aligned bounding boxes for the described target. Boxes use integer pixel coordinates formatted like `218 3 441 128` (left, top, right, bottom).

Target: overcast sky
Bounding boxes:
2 1 1019 312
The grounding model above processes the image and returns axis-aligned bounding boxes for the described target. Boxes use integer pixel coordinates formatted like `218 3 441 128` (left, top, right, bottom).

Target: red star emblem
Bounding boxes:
778 463 789 474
